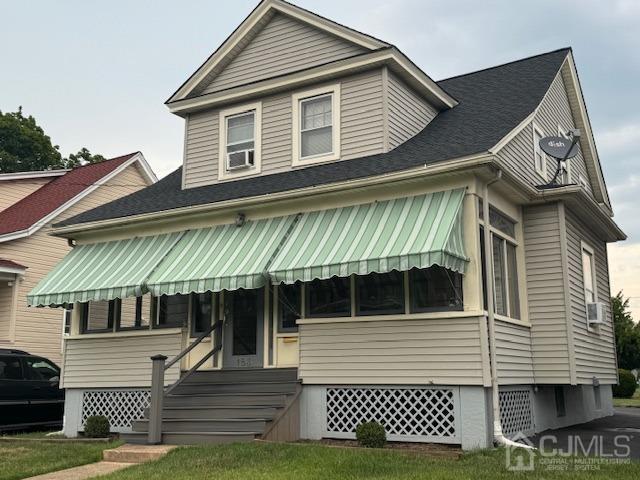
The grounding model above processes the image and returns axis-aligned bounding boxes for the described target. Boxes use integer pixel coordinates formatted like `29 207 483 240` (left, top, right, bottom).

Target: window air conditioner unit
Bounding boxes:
227 150 254 170
587 302 606 325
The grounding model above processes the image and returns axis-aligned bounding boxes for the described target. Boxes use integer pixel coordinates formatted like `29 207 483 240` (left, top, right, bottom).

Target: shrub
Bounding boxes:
613 369 637 398
355 421 386 448
84 415 110 438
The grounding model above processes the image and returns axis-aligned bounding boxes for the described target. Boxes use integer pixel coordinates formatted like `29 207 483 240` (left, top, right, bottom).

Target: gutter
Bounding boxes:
482 169 535 450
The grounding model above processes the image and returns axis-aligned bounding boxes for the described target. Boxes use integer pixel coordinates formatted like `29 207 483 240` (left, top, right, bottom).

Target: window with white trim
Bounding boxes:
218 102 262 180
557 125 571 183
533 124 546 178
582 244 596 305
292 84 340 166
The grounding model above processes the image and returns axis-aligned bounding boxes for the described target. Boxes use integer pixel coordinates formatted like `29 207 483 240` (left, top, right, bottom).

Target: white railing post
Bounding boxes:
148 354 167 444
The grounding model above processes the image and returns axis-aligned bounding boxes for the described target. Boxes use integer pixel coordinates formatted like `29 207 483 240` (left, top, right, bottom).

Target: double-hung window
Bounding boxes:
218 102 262 180
293 85 340 165
582 244 596 305
533 124 546 178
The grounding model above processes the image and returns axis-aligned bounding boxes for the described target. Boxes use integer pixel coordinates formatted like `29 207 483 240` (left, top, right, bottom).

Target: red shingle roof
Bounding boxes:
0 153 139 237
0 258 27 271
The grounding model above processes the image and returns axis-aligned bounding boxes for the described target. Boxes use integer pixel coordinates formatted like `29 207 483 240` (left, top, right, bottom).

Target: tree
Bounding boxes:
612 291 640 370
0 107 104 173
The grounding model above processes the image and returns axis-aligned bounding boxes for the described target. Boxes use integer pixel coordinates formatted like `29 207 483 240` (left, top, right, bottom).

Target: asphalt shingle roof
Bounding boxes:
57 48 570 228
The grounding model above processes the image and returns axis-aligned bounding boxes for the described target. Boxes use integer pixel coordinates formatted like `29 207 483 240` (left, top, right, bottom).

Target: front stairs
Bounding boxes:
121 368 299 445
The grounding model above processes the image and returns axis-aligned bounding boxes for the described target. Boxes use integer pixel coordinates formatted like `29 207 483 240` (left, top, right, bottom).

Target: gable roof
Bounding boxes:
0 152 155 242
57 48 572 230
166 0 456 111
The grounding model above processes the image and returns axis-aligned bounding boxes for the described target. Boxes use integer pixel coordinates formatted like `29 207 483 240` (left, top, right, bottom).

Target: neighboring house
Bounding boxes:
0 153 156 364
29 0 625 450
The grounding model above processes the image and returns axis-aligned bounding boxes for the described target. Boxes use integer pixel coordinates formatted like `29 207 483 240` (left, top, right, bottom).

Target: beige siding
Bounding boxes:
523 204 572 383
199 13 366 95
299 317 485 385
62 332 182 388
183 70 386 188
387 71 438 149
499 72 593 196
0 164 150 364
0 178 51 212
495 320 534 384
565 208 617 384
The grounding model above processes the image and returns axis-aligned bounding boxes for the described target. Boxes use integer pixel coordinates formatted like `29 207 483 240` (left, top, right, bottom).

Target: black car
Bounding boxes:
0 349 64 431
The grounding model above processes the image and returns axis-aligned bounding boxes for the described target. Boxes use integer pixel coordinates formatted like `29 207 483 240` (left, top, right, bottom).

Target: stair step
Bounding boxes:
162 431 258 445
148 406 278 419
132 418 267 433
171 381 298 395
184 368 298 384
119 432 148 445
163 393 287 407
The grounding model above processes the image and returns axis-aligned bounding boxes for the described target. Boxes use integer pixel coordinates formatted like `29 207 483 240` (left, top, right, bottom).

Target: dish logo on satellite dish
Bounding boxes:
546 139 568 148
540 135 579 160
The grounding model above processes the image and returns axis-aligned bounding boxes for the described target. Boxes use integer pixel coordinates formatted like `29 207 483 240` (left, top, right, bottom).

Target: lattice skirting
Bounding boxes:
499 388 534 437
325 387 460 443
81 389 150 432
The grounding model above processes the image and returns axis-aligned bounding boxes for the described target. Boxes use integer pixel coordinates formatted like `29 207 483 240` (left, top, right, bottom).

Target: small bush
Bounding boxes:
356 421 386 448
84 415 110 438
613 369 637 398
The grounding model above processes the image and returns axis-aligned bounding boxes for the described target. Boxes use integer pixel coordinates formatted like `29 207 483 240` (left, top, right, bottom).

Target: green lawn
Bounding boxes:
614 389 640 408
0 438 121 480
99 442 639 480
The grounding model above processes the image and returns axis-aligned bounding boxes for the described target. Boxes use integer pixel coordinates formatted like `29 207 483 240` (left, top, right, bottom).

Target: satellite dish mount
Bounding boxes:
540 129 581 187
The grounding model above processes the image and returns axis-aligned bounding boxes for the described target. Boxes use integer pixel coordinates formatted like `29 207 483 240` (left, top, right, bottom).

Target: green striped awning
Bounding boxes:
146 215 295 296
268 189 468 284
27 233 184 307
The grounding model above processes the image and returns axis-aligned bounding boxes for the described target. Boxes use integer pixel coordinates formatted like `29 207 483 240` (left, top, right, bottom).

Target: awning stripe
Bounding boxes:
27 232 184 307
146 215 295 296
268 189 468 284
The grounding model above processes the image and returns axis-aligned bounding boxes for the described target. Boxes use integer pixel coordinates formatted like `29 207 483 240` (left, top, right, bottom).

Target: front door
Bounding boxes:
223 288 264 368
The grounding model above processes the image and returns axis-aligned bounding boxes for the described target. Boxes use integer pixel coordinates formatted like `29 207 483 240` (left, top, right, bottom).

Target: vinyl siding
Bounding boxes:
565 208 617 384
183 70 386 188
61 332 182 388
0 164 150 364
499 72 593 196
495 320 534 384
298 317 485 385
522 203 572 383
0 178 51 212
198 12 366 95
387 71 438 149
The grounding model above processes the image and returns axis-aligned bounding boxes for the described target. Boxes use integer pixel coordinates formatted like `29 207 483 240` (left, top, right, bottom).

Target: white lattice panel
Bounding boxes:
499 388 533 437
81 390 150 431
325 387 459 443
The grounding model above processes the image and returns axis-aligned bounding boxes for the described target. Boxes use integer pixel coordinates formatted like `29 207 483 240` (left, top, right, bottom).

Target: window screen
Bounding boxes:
153 294 189 328
191 292 213 336
356 271 404 315
278 282 302 332
409 266 463 312
307 276 350 317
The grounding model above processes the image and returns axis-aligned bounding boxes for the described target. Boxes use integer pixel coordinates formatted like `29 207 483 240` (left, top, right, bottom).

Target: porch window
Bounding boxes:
191 292 213 337
278 282 302 332
152 294 188 328
409 266 463 312
306 276 351 318
81 300 117 333
117 296 152 331
356 271 404 316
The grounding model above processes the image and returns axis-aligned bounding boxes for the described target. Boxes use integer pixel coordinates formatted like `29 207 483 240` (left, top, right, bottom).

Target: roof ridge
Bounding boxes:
69 151 139 171
437 47 571 83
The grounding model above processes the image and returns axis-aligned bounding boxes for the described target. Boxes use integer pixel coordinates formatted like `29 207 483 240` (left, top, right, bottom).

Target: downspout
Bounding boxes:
482 169 535 450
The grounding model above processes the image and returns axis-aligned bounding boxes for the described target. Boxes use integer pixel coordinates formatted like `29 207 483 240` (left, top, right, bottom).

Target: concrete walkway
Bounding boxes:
23 444 176 480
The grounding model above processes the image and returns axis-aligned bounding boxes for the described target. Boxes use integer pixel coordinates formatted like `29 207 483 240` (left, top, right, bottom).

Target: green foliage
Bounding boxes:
612 291 640 370
355 421 386 448
84 415 110 438
613 369 638 398
0 106 104 173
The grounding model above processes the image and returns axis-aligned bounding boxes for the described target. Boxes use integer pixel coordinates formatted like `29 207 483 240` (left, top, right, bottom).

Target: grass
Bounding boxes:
0 437 121 480
614 389 640 408
98 441 639 480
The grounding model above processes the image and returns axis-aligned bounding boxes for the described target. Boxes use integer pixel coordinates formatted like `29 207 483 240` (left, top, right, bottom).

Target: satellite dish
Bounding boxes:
540 136 579 160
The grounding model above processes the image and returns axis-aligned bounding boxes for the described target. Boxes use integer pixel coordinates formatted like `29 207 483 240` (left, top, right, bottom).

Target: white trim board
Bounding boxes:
0 170 69 181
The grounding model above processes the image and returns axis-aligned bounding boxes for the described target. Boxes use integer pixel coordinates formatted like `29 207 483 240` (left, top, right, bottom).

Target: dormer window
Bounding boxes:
292 84 341 166
218 102 262 180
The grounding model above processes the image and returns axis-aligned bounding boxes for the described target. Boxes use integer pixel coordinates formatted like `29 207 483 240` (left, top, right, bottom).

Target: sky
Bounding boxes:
2 0 639 317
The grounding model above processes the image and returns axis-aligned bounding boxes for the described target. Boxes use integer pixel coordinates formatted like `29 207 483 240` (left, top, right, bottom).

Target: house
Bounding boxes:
0 153 156 364
29 0 625 450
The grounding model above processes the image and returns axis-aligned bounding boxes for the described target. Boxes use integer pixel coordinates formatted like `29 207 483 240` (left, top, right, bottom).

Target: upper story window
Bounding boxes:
218 102 262 180
581 243 596 305
557 125 571 183
292 84 341 166
533 123 546 179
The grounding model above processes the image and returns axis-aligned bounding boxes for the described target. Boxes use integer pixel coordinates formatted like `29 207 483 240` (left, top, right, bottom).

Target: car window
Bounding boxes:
23 357 59 381
0 356 24 380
